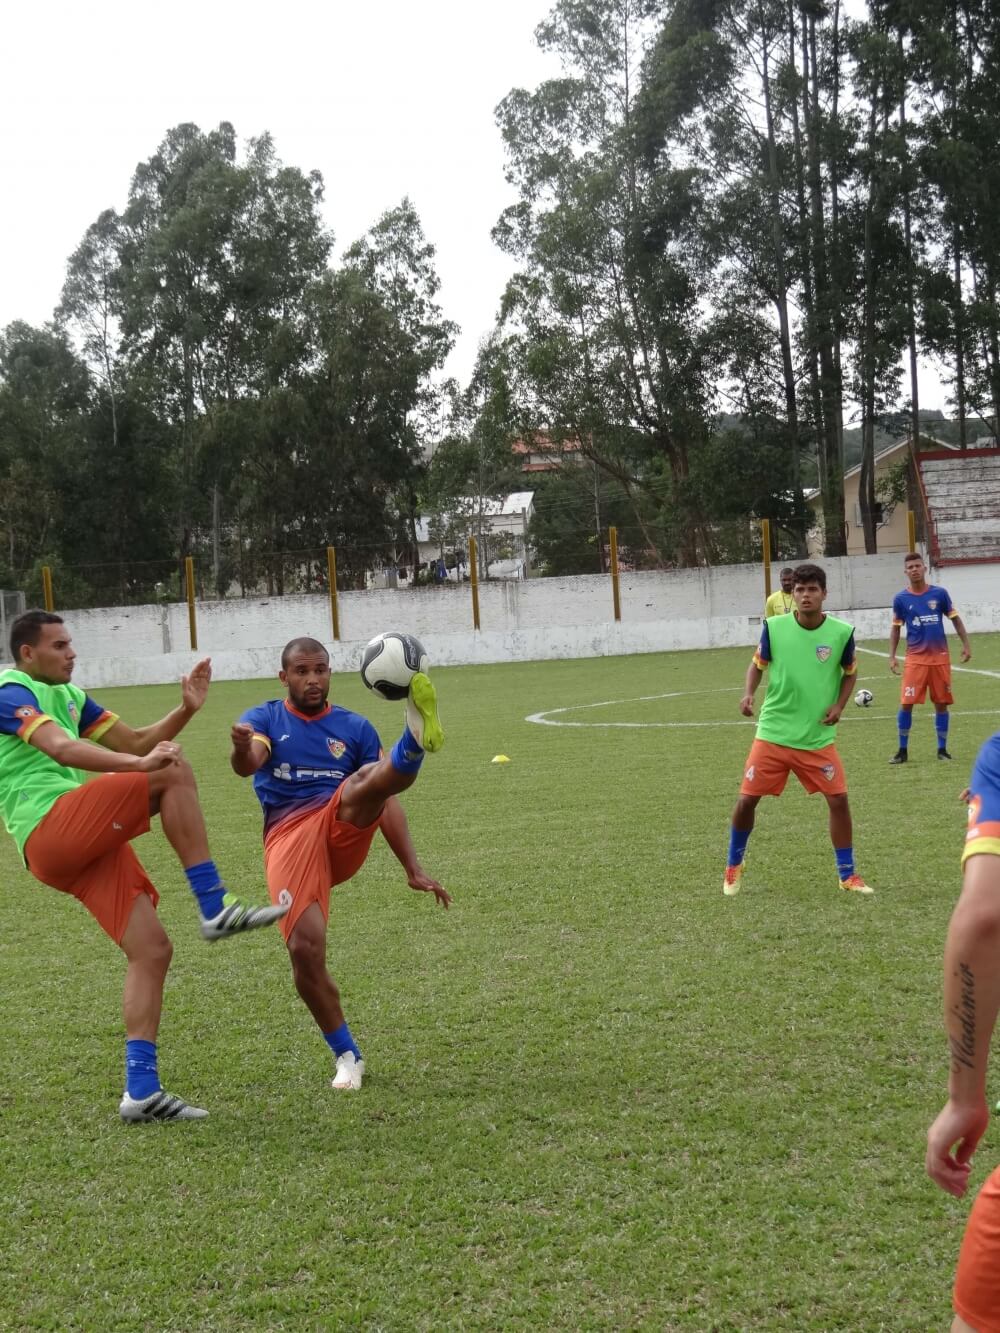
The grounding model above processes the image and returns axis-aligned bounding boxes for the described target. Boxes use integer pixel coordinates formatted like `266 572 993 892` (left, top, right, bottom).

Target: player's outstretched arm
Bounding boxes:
952 615 972 662
99 658 214 756
927 854 1000 1196
379 796 451 908
29 722 182 775
230 722 269 777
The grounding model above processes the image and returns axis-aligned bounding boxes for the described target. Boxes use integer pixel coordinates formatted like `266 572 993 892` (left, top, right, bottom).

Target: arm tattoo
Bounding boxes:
949 962 976 1073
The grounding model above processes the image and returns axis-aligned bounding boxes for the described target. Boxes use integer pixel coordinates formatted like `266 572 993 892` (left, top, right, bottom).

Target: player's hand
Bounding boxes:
739 694 755 717
821 705 843 726
961 646 972 662
407 869 452 909
889 656 900 675
181 658 212 712
926 1096 988 1197
959 787 971 804
139 741 183 771
231 722 255 752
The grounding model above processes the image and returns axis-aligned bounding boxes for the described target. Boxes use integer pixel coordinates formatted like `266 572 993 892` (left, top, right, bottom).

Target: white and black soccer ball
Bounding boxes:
360 632 428 701
854 688 874 708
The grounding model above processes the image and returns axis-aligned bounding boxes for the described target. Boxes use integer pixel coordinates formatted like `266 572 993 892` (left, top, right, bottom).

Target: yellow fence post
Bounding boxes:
761 519 772 600
185 556 197 651
609 526 622 622
468 536 481 630
906 509 916 551
327 546 340 641
41 566 54 612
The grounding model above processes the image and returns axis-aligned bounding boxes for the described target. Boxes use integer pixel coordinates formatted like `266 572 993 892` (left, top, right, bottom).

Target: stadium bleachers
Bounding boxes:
916 447 1000 564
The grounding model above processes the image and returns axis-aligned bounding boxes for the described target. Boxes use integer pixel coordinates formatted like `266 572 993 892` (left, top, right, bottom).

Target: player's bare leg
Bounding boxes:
118 893 207 1122
146 759 288 940
120 892 172 1042
723 794 760 895
825 794 874 895
286 902 364 1091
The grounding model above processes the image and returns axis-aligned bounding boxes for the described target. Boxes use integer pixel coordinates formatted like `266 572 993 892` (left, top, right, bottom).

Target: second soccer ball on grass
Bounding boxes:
855 688 874 708
360 632 429 701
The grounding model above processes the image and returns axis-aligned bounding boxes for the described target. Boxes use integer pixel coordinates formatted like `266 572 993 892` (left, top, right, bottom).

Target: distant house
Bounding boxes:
512 432 583 472
805 436 959 556
366 492 536 588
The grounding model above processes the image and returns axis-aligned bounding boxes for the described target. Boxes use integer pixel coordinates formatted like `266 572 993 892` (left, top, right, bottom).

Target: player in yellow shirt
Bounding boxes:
764 567 795 618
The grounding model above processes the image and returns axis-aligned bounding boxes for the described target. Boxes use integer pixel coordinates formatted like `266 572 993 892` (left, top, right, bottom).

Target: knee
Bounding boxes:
129 930 173 973
288 933 325 985
828 794 850 813
161 757 197 790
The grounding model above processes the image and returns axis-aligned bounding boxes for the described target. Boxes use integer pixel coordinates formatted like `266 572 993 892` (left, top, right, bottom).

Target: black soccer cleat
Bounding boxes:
938 748 953 761
889 750 908 765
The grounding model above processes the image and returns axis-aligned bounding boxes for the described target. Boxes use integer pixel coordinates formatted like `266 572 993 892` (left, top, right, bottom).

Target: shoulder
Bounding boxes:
331 705 375 735
241 699 281 729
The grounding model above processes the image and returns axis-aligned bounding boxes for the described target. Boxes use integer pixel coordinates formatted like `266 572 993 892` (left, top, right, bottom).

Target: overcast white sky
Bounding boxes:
1 0 947 411
0 0 560 388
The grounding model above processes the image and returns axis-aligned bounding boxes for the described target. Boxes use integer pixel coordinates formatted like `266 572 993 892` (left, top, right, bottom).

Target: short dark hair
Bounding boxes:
791 562 826 592
780 566 794 577
903 551 923 564
280 636 329 668
9 610 63 664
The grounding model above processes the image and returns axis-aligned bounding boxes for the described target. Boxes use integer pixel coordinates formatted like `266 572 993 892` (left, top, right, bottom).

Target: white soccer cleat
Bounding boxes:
331 1052 365 1091
119 1090 209 1122
200 892 289 942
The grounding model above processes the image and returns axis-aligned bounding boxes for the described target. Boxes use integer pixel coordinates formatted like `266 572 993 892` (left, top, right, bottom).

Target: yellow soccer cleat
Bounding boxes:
840 874 875 896
723 863 744 896
405 672 444 753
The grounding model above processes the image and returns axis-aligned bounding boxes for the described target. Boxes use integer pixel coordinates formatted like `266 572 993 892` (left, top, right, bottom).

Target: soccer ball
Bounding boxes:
360 632 428 701
854 688 874 708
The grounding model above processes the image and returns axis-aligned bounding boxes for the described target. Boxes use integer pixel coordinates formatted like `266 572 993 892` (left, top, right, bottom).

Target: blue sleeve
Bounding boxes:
0 683 48 737
753 621 771 667
239 704 271 738
941 587 956 617
360 718 382 766
840 631 856 670
892 594 905 625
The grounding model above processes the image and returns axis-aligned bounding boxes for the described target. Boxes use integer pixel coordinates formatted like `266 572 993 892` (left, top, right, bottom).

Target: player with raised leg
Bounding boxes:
722 563 874 897
888 551 971 764
230 636 449 1092
0 611 288 1123
926 732 1000 1331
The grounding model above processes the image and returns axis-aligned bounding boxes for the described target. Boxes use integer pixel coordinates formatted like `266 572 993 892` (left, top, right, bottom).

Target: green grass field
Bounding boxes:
2 636 1000 1331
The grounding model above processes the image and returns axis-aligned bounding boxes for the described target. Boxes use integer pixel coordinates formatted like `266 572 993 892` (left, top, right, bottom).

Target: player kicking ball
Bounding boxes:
722 563 874 897
230 637 449 1092
0 611 288 1124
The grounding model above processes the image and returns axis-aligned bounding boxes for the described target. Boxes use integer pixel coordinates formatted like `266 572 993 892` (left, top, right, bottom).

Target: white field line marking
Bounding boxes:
856 646 1000 680
525 676 1000 730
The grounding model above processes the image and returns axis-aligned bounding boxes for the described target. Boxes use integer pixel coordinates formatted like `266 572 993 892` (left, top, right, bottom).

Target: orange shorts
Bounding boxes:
740 738 847 797
954 1165 1000 1332
263 786 380 941
24 773 157 944
901 659 953 706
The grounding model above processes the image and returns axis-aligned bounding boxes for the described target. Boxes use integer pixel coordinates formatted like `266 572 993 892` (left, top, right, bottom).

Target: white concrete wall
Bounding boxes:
8 553 994 689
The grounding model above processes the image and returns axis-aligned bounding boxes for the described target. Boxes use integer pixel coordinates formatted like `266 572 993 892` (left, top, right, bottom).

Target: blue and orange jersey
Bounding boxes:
239 698 382 838
963 732 1000 865
0 682 113 744
892 585 958 665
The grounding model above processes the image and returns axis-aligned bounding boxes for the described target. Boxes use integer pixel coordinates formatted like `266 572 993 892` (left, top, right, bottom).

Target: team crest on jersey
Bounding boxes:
327 738 346 759
14 705 37 719
67 700 78 720
967 795 982 833
928 599 938 610
815 645 831 662
821 764 836 781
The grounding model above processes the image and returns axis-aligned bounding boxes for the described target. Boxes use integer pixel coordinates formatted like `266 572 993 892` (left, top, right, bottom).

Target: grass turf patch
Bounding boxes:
1 635 998 1329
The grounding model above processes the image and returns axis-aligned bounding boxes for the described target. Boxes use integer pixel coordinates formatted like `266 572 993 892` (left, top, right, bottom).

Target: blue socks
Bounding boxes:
125 1038 160 1100
727 827 751 868
897 709 911 751
184 860 225 918
390 725 424 776
323 1022 362 1062
936 712 950 751
835 847 856 880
